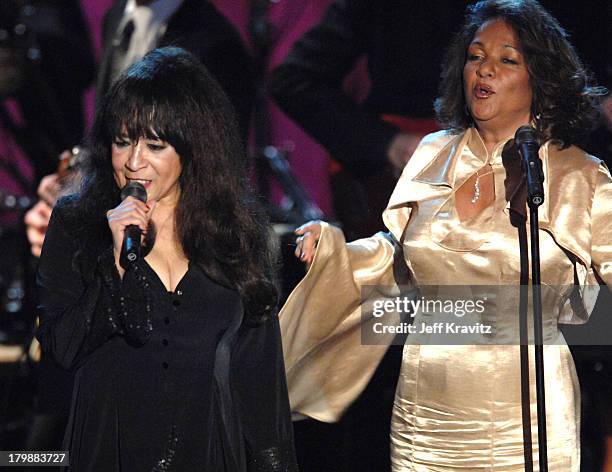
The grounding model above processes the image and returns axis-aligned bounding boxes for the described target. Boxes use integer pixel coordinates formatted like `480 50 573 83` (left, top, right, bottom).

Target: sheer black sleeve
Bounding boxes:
233 316 298 471
36 204 154 370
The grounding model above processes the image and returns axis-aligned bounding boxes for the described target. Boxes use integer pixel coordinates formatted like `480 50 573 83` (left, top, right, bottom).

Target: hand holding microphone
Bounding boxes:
106 182 155 275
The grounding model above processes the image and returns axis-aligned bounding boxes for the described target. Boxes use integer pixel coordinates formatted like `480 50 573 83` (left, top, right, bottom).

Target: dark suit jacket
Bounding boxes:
1 0 95 180
97 0 254 138
270 0 465 173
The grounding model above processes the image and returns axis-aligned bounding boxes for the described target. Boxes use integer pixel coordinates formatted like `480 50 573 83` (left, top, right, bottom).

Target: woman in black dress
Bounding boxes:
36 47 297 472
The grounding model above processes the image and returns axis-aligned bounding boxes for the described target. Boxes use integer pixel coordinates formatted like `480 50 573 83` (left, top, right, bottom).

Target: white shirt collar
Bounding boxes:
117 0 184 73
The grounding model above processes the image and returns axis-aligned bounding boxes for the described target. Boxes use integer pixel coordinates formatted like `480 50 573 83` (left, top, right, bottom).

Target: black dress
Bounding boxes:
36 200 297 471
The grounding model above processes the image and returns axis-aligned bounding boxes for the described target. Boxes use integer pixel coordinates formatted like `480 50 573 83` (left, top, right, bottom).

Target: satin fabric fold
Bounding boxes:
279 128 611 471
281 224 403 422
384 128 610 320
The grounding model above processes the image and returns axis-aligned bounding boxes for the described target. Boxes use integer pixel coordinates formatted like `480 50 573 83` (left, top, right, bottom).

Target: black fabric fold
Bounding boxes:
36 200 297 470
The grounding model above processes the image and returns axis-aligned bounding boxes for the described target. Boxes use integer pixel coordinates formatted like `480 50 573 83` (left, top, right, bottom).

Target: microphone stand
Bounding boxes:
518 126 547 471
248 0 323 224
261 145 323 222
529 197 547 472
249 0 272 199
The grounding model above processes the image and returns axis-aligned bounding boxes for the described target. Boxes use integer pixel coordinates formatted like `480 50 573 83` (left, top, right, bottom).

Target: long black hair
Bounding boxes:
434 0 606 147
67 47 277 322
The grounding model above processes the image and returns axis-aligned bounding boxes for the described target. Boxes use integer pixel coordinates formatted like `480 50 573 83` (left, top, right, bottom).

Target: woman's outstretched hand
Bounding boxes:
294 221 323 266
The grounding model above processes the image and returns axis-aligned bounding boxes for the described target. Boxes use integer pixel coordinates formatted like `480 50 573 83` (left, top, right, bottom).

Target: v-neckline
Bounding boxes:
141 258 190 295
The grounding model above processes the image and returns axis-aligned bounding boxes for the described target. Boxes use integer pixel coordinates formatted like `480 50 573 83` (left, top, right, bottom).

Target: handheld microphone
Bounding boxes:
514 125 544 208
120 182 148 267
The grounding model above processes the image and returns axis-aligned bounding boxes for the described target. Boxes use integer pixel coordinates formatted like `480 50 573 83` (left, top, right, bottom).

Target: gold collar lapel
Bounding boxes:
384 129 601 258
412 131 470 188
384 131 461 242
385 129 495 250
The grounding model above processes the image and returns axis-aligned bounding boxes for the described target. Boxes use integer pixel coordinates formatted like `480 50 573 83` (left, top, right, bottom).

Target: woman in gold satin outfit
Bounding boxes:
280 0 611 470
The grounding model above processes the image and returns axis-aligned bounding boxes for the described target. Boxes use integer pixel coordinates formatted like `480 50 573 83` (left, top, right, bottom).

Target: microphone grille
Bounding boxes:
514 125 539 147
120 181 148 203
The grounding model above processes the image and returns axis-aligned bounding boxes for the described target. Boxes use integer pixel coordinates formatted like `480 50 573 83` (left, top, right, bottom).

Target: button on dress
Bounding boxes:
37 201 297 471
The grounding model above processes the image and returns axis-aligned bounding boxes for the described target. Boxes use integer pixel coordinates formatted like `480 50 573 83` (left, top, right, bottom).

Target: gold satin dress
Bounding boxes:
280 128 612 471
389 129 581 471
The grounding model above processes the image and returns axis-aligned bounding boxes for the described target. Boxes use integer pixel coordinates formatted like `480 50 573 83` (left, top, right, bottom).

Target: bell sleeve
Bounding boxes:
232 315 299 471
591 162 612 286
279 222 408 423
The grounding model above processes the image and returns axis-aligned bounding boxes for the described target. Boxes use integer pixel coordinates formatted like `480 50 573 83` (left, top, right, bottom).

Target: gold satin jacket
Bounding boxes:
384 128 611 322
279 128 612 423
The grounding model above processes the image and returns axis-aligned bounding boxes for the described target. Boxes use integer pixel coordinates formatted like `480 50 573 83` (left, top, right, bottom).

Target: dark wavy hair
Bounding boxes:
434 0 607 147
67 47 277 323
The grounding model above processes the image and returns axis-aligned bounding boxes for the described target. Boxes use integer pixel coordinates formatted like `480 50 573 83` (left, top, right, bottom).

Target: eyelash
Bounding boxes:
113 139 130 148
112 140 167 151
466 54 518 65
